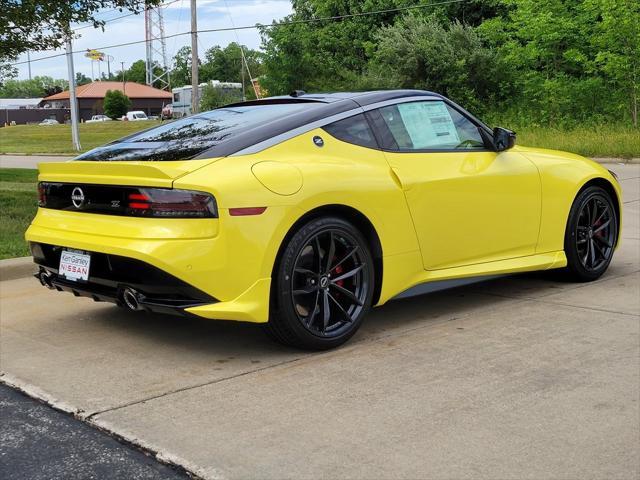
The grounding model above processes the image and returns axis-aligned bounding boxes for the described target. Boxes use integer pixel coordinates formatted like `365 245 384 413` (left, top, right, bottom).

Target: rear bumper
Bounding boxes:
25 206 289 323
31 242 216 316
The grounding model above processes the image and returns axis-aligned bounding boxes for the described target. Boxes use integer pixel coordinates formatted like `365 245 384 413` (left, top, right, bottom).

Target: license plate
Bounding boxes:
59 250 91 282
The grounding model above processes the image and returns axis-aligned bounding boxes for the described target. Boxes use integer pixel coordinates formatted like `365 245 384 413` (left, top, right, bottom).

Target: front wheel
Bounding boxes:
563 186 618 281
266 217 374 350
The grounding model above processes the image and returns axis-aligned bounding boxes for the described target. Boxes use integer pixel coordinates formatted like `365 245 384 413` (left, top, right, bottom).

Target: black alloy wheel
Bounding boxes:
564 186 618 281
267 217 374 350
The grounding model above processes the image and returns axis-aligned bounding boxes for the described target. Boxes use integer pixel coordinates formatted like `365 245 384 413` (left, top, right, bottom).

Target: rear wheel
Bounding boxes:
563 186 618 281
266 217 374 350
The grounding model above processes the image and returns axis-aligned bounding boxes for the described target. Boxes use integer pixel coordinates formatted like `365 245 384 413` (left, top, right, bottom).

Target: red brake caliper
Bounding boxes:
334 264 345 288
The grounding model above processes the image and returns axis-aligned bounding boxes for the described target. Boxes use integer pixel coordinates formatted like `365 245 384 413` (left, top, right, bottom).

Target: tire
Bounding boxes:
562 185 618 282
265 216 375 350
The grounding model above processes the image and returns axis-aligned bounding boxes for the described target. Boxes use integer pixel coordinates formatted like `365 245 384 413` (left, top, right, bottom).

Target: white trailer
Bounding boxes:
171 80 243 118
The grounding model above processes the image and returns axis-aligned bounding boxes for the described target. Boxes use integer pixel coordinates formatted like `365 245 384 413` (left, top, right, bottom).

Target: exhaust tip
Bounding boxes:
121 287 142 311
38 270 54 289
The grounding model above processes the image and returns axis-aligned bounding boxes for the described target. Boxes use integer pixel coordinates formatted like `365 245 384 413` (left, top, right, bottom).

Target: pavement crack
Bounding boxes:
85 356 305 419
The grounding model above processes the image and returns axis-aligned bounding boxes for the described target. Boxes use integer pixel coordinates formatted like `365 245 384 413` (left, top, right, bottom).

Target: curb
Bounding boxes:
0 374 207 480
0 256 35 282
592 157 640 165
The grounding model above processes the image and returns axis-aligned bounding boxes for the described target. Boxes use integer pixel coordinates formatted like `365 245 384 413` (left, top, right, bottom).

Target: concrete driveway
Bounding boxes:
1 164 638 480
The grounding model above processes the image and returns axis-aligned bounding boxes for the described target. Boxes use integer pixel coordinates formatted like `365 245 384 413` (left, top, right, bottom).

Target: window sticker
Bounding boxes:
397 101 460 148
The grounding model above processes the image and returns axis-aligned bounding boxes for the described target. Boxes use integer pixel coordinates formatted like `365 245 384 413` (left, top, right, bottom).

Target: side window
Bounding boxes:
323 113 378 149
377 101 485 151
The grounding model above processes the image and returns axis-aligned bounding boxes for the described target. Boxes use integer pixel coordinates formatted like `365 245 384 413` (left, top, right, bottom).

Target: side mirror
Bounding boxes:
493 127 516 151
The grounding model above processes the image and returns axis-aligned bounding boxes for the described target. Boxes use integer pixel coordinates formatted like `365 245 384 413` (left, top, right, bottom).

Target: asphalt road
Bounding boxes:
0 384 189 480
0 163 638 479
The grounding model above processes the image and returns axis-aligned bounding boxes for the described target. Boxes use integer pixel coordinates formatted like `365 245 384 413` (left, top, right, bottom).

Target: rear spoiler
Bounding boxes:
38 159 217 188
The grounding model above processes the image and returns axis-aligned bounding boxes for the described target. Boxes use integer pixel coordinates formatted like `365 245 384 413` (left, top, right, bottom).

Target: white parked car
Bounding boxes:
122 111 149 121
86 115 112 123
39 119 59 125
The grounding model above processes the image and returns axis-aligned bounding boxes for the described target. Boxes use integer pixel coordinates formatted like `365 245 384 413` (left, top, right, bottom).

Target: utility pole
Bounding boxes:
121 62 126 91
190 0 199 114
105 54 113 79
65 35 81 151
241 52 245 101
27 51 32 80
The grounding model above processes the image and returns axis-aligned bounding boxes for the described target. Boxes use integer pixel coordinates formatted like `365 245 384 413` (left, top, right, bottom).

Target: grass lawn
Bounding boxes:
0 168 38 259
0 119 638 157
515 125 639 159
0 120 160 155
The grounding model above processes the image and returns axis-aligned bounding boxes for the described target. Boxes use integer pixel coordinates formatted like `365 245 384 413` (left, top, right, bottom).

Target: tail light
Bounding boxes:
37 182 217 218
126 189 217 218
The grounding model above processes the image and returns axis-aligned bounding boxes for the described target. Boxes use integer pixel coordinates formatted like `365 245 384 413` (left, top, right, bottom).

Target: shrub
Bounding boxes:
103 89 131 119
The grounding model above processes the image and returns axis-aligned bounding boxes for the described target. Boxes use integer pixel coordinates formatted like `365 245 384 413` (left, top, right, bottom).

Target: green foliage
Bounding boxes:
0 61 18 86
125 60 147 84
478 0 639 127
1 1 161 58
587 0 640 127
170 43 262 97
75 72 92 86
260 0 415 95
170 46 192 88
0 76 68 98
200 42 263 95
120 59 167 88
259 0 640 128
365 15 505 114
199 84 243 111
103 89 131 119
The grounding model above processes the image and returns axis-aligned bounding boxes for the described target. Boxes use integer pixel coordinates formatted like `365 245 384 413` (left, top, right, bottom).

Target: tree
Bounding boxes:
478 0 637 126
0 59 18 86
75 72 92 86
366 15 505 114
259 0 412 95
588 0 640 127
0 76 68 98
125 60 147 84
200 84 242 111
170 46 192 88
200 42 263 94
1 1 161 58
103 89 131 118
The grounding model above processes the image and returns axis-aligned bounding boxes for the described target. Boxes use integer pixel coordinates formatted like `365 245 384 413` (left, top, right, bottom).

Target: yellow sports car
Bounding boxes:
27 90 621 349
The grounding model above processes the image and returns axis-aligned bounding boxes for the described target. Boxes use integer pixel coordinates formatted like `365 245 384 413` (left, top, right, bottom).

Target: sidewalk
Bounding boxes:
1 153 639 170
0 155 73 169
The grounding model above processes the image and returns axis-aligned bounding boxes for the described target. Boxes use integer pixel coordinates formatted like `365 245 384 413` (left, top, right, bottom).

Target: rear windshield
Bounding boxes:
75 103 319 162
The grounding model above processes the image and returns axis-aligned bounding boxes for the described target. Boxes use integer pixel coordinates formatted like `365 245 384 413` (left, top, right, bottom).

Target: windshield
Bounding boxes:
75 103 320 162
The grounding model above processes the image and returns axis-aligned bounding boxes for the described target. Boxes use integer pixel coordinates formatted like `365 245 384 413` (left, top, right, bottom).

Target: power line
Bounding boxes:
74 0 181 31
10 0 466 67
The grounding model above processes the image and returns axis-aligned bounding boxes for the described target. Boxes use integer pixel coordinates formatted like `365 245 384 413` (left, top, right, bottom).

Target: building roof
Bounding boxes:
0 98 43 108
43 81 171 101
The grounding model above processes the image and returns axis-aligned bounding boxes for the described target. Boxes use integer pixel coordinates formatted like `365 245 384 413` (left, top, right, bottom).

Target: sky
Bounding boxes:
13 0 293 81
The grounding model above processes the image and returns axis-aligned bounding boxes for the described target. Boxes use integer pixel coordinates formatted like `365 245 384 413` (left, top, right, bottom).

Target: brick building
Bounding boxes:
41 81 172 121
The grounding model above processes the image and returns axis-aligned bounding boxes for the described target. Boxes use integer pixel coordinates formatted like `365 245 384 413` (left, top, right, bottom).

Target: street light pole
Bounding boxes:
65 34 81 151
190 0 199 114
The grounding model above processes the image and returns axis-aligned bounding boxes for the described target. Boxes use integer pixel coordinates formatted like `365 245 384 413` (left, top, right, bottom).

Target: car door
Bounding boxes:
366 99 541 270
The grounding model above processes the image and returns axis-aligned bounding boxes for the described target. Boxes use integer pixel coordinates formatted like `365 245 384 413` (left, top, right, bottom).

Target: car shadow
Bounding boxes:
84 270 570 358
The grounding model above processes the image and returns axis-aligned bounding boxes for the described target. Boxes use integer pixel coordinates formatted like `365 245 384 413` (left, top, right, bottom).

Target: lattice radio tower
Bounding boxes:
144 2 170 89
